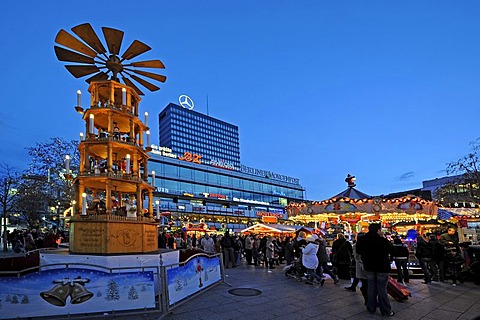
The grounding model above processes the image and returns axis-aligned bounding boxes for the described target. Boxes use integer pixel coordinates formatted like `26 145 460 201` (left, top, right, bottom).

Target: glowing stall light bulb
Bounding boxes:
81 193 87 215
126 154 131 174
77 90 81 107
155 200 160 219
144 112 149 126
151 170 156 187
79 132 84 141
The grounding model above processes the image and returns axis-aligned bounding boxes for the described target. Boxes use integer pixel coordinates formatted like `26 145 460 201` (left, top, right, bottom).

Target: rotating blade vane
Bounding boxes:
54 46 95 64
65 65 100 78
122 40 151 60
132 69 166 83
122 77 145 96
55 23 166 93
127 59 165 69
102 27 124 55
55 29 98 58
71 23 107 55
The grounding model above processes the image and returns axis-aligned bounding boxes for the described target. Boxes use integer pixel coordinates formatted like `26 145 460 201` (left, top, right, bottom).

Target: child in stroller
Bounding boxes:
284 256 306 281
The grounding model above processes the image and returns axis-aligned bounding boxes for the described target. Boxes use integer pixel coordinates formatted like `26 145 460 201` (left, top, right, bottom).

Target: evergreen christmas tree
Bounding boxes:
11 295 18 304
106 280 120 301
6 294 11 302
175 275 182 291
21 295 29 304
127 286 139 300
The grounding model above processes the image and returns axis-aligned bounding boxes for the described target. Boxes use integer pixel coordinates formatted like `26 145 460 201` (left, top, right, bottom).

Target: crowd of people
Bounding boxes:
2 228 64 253
156 223 479 317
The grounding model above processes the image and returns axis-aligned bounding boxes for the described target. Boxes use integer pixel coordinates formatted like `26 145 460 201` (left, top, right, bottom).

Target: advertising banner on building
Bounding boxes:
166 255 222 306
0 268 156 319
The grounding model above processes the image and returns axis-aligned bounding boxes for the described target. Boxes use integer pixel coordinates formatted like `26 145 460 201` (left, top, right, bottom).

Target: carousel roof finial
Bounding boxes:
345 174 356 188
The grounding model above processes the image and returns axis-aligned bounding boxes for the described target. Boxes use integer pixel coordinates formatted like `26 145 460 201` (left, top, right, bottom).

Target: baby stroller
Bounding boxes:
284 257 307 281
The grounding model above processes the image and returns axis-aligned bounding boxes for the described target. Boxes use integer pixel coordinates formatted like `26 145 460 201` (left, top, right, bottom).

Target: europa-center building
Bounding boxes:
148 102 305 232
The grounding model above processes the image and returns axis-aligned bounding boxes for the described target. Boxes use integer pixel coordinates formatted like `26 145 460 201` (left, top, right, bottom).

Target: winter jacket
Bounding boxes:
392 244 409 261
244 236 253 250
293 238 307 258
353 243 367 279
415 241 433 259
429 239 445 261
266 240 275 259
332 238 353 265
356 231 393 273
302 242 319 269
315 239 330 264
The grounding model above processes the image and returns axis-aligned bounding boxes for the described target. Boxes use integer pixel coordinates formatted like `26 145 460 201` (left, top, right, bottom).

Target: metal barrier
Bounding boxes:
0 252 225 319
159 252 225 314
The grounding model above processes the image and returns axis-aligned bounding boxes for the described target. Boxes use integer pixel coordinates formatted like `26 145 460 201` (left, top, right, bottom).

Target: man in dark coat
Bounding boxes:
356 223 394 316
331 233 353 280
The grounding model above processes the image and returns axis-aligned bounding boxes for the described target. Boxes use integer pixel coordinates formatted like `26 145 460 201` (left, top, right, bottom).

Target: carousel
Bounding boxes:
286 174 439 236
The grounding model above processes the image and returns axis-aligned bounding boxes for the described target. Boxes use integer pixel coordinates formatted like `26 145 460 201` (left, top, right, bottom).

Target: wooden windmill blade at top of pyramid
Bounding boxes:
54 22 166 96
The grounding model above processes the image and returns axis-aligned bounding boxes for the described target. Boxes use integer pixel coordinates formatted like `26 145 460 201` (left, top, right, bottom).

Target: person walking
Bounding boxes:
351 232 368 306
345 234 362 291
200 233 215 254
428 234 445 282
331 233 353 280
244 234 254 265
356 223 395 316
415 236 432 284
221 232 236 268
392 237 410 284
252 235 261 266
293 231 307 259
440 226 462 285
234 235 243 266
315 235 339 284
284 236 295 266
302 235 323 284
265 236 276 269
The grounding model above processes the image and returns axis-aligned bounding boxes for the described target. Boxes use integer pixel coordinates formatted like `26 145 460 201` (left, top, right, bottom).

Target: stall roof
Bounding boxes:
240 223 297 233
332 187 371 200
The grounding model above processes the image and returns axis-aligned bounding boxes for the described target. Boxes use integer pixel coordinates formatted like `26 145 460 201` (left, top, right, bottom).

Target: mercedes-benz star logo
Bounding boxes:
179 95 194 110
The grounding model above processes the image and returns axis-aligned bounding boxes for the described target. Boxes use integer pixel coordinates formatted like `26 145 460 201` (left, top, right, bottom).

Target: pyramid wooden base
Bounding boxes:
69 215 158 254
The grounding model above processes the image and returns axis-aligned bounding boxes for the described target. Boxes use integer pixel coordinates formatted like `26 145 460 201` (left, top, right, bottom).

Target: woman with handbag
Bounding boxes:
332 233 354 280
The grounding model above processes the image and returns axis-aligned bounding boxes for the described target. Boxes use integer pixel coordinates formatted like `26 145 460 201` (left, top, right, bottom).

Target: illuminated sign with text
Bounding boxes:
179 152 202 164
208 158 237 170
150 145 178 159
240 165 300 185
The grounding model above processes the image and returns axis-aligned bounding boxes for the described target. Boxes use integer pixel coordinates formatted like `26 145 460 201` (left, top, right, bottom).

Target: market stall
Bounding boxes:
286 175 438 235
240 223 297 236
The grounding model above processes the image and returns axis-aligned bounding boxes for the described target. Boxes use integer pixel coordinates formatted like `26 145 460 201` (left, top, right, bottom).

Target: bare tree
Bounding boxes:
435 138 480 204
15 176 51 230
25 137 79 225
0 163 21 251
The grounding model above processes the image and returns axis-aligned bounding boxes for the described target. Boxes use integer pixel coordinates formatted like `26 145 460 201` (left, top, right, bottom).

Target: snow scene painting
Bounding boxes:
0 268 156 319
166 255 222 306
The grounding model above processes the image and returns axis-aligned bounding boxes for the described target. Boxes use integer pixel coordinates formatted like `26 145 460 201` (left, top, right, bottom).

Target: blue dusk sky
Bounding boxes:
1 1 479 200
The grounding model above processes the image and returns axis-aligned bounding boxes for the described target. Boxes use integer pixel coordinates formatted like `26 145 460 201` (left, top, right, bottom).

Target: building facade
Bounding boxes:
150 102 305 232
158 103 241 169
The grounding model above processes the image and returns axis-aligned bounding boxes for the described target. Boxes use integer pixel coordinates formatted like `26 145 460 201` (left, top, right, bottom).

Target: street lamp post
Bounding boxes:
2 178 12 252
